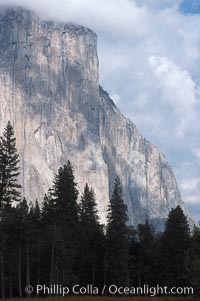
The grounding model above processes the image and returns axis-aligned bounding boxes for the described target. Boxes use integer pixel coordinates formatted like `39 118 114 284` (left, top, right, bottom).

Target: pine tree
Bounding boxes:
0 121 21 297
43 161 80 285
78 184 105 285
80 184 99 224
52 161 79 219
0 122 21 208
161 206 191 287
106 177 129 286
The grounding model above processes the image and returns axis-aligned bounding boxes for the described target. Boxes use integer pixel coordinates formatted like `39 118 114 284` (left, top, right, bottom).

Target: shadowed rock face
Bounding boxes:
0 7 190 228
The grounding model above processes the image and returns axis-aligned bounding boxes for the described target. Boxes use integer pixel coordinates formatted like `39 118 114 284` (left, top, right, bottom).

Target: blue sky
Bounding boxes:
180 0 200 15
1 0 200 222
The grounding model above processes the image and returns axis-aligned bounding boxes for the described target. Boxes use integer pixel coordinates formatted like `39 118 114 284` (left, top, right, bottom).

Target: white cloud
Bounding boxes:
0 0 199 221
148 55 198 138
0 0 149 38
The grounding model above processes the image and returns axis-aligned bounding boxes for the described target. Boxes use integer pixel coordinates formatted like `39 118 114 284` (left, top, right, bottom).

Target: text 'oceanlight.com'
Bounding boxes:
25 283 194 297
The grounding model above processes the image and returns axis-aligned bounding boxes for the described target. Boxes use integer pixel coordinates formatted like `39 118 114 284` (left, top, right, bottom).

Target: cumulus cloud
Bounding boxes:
148 55 197 138
0 0 199 221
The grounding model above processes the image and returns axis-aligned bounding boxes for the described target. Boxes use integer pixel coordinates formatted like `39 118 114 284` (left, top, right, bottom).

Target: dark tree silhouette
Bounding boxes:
161 206 191 287
106 177 129 287
0 121 21 208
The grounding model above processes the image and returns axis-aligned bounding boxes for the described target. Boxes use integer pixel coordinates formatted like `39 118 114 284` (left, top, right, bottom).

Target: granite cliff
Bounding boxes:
0 7 189 228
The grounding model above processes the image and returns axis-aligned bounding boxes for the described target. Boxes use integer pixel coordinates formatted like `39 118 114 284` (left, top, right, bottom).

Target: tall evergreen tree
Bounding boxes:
78 184 105 286
80 184 99 225
161 206 191 287
0 121 21 208
51 161 79 218
42 161 80 286
0 122 21 298
106 177 129 287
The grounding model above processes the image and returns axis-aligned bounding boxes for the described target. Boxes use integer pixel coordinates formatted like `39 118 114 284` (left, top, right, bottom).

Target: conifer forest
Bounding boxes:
0 122 199 299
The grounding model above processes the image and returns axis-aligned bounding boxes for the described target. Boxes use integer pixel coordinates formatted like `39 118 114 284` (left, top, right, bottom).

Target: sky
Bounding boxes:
0 0 200 222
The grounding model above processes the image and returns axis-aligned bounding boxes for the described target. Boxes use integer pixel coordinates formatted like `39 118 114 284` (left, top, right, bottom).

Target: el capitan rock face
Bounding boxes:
0 7 189 228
